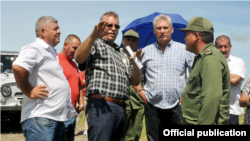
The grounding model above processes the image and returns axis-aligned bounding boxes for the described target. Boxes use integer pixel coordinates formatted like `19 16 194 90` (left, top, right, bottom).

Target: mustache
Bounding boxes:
221 52 227 55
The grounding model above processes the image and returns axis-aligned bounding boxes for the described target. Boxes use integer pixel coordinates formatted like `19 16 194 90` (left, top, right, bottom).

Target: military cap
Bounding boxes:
123 29 139 39
179 17 214 33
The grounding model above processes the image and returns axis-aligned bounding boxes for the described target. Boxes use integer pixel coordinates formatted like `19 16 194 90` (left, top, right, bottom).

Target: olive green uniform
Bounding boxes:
181 43 230 125
124 82 144 141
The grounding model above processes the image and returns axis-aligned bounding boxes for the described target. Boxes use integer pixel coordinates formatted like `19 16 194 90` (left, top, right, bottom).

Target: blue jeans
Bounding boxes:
229 114 239 125
21 117 76 141
86 97 126 141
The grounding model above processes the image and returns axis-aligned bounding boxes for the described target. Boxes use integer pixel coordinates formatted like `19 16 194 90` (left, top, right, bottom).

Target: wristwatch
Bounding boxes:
138 89 145 94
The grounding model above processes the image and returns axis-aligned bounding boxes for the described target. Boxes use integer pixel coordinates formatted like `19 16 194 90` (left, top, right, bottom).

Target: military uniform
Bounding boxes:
181 43 231 125
124 78 144 141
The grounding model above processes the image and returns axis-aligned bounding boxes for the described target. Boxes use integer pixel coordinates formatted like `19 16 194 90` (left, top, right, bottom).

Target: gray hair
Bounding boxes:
100 11 119 21
153 14 173 29
35 16 58 37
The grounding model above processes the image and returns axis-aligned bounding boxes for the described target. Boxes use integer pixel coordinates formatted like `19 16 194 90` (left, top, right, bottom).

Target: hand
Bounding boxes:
139 90 148 104
91 21 109 39
136 49 145 62
129 50 143 68
28 85 49 100
179 97 182 105
76 105 84 114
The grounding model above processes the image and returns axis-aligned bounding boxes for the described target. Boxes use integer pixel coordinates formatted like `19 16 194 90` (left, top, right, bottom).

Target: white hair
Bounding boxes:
153 14 173 29
35 16 58 37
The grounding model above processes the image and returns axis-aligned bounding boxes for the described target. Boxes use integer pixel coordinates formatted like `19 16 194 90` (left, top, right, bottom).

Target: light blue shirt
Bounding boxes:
141 40 195 109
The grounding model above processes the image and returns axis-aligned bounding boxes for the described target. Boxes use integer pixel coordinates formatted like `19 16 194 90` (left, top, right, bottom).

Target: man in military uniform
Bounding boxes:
179 17 230 125
122 29 144 141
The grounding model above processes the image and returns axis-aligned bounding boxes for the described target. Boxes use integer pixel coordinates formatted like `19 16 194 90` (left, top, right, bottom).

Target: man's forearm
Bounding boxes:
74 35 97 64
130 69 141 86
132 83 143 92
78 89 84 106
230 74 242 85
12 65 32 97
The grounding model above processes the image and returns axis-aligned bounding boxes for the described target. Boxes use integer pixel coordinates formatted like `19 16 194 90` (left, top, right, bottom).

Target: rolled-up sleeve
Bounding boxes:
13 46 42 74
230 58 246 81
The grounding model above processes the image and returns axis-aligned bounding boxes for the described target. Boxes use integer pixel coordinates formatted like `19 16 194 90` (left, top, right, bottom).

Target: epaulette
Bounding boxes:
204 49 213 56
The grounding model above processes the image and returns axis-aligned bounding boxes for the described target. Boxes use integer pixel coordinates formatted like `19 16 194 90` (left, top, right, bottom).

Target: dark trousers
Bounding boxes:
144 103 181 141
85 97 126 141
229 114 239 125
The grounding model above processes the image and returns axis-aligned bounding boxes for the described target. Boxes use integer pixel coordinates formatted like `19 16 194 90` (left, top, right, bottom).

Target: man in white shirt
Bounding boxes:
215 35 246 125
12 16 77 141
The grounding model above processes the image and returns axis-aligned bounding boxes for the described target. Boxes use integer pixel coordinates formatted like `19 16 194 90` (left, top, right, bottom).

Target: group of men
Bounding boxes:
12 10 246 141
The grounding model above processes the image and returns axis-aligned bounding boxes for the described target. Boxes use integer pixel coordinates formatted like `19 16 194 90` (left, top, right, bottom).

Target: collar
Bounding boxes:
226 54 232 62
99 38 120 52
198 43 214 56
58 53 72 62
156 39 172 51
36 38 51 49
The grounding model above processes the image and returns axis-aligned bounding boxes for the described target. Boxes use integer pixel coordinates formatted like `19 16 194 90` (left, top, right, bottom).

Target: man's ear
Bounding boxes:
171 26 174 34
63 42 68 49
41 28 45 37
122 39 124 46
153 28 156 35
194 32 200 42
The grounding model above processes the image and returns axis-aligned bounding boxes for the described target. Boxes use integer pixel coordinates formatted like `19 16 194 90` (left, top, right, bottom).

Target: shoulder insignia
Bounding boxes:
205 49 213 56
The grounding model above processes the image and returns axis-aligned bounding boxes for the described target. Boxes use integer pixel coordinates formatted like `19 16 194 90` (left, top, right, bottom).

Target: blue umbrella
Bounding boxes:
121 12 187 49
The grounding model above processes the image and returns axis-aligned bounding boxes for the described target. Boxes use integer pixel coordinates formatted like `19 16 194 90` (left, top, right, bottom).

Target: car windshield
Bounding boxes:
1 55 18 73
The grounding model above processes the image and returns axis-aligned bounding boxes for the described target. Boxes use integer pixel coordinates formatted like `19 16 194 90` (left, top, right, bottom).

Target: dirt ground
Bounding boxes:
1 122 88 141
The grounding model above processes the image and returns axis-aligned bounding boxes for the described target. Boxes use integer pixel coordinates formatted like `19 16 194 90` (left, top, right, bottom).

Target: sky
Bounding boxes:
1 0 250 85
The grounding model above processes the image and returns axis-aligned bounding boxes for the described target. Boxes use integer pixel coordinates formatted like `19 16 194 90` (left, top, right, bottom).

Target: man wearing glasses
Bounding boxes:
75 11 142 141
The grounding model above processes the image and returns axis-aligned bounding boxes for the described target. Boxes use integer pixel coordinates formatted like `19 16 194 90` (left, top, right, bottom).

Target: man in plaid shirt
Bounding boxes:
75 11 142 141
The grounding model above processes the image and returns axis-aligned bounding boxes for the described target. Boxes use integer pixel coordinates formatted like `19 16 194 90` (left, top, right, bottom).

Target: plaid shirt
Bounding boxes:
85 38 131 100
142 40 195 109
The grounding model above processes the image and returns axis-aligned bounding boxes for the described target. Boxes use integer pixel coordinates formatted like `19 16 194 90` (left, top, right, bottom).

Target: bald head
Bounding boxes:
61 34 81 60
215 35 231 47
64 34 81 45
215 35 232 59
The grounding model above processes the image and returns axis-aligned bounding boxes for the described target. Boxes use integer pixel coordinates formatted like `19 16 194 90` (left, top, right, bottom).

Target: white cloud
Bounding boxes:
229 33 248 42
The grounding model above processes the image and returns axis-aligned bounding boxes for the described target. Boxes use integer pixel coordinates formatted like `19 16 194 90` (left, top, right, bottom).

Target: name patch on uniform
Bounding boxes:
205 49 213 56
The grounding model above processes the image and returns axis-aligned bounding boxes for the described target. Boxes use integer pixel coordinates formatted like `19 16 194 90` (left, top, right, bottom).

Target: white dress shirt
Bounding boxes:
226 55 246 115
13 38 77 122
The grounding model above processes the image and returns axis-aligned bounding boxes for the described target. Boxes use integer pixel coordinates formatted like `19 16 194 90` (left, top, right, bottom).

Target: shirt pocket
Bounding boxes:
184 74 201 120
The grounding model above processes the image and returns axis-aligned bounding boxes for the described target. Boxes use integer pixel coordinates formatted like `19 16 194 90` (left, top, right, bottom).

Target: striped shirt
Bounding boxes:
85 38 132 100
141 40 195 109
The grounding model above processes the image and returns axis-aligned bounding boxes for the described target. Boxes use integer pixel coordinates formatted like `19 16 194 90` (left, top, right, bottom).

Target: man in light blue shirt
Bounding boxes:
138 14 194 141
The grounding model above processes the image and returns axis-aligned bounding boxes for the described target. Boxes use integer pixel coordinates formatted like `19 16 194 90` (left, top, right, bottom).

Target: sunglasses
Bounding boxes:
106 24 120 29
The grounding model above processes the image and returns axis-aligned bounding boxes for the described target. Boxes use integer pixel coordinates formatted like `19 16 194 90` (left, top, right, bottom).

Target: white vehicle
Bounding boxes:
1 51 23 119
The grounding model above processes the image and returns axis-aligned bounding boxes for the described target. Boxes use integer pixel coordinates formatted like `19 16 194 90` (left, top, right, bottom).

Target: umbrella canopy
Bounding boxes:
121 12 187 49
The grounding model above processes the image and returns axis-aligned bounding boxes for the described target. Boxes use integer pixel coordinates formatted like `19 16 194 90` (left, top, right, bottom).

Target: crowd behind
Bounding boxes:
12 11 250 141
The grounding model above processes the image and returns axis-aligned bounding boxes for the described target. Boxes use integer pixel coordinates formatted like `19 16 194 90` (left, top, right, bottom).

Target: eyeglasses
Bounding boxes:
106 24 120 29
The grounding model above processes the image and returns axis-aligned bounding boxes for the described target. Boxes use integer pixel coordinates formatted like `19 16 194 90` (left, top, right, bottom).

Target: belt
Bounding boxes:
89 94 125 105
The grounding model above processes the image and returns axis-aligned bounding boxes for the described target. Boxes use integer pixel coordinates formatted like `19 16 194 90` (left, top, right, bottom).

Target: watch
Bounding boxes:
138 89 145 94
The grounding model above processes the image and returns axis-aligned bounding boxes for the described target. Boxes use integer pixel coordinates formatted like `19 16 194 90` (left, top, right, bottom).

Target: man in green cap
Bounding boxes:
122 29 145 141
179 17 230 125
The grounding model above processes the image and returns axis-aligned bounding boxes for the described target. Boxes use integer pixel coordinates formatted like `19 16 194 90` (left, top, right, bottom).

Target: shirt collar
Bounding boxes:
36 38 51 49
156 39 172 50
99 38 120 52
226 54 232 62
